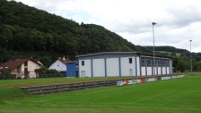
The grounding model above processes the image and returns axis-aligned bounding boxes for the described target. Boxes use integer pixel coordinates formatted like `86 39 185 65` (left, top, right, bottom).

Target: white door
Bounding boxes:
81 71 86 77
129 69 133 76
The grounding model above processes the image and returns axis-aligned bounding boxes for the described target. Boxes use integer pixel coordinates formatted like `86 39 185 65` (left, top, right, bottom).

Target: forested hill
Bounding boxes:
145 46 201 61
145 46 189 55
0 0 150 65
145 45 190 59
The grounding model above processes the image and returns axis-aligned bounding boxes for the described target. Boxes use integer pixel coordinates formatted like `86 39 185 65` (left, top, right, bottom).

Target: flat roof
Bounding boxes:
77 52 136 57
76 52 172 60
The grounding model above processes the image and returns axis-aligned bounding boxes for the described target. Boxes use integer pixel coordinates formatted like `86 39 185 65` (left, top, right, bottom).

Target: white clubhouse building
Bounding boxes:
76 52 172 77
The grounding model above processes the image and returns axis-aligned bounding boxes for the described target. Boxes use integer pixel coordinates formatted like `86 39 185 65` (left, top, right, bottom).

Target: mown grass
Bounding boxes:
0 73 201 113
0 76 138 87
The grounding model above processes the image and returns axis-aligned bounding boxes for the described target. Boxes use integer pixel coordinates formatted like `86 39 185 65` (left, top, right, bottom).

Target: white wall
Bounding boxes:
167 67 170 74
106 58 119 76
78 55 172 77
154 67 157 76
49 60 66 72
162 67 166 75
141 67 146 76
141 66 166 76
79 59 91 77
93 59 105 77
28 60 40 78
136 57 140 76
20 64 24 78
121 57 135 76
158 67 162 75
147 67 152 76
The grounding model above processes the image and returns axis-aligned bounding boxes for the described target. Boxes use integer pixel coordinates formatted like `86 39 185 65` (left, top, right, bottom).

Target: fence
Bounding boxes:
116 75 186 86
39 73 66 78
0 74 16 80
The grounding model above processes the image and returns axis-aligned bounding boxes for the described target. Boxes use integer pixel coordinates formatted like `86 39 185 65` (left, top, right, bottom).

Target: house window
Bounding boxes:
81 61 85 66
24 62 28 66
129 58 132 64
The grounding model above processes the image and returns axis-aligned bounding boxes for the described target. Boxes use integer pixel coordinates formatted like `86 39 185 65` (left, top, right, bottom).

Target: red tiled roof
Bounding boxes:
0 59 37 71
58 58 71 64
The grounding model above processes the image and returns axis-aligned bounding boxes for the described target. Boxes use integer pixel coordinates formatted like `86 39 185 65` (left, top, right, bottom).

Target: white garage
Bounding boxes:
76 52 172 77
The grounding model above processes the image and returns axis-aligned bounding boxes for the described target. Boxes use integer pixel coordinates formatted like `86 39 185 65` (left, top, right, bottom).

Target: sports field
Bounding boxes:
0 73 201 113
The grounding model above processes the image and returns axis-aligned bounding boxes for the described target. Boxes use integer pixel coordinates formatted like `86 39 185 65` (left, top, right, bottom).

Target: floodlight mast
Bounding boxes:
190 40 192 73
152 22 157 77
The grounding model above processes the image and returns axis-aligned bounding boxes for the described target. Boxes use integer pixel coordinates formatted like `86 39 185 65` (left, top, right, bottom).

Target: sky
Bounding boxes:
13 0 201 53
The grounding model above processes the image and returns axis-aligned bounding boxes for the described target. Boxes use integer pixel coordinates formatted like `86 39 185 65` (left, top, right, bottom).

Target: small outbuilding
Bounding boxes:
49 57 71 72
66 61 78 77
76 52 172 77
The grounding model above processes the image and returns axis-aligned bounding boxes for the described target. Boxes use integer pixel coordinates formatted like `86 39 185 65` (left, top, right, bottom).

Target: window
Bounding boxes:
147 58 152 67
81 61 85 66
129 58 132 64
158 59 161 66
162 60 166 67
141 57 146 66
154 58 157 66
165 60 170 66
24 61 28 66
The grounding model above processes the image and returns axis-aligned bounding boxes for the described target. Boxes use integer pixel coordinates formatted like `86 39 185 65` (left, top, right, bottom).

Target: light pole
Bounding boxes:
190 40 192 72
152 22 157 76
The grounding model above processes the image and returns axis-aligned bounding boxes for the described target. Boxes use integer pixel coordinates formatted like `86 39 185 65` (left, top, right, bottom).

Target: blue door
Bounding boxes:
66 62 77 77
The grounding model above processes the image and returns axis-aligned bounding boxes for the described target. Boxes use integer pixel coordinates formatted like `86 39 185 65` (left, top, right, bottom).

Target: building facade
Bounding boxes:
76 52 172 77
0 59 42 78
66 61 78 77
49 57 71 72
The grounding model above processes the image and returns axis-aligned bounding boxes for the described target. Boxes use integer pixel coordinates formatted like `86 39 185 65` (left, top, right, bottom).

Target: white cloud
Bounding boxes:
14 0 201 52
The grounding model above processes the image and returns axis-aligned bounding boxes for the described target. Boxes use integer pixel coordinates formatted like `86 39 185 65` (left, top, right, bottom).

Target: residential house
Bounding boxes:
0 59 42 79
49 57 71 72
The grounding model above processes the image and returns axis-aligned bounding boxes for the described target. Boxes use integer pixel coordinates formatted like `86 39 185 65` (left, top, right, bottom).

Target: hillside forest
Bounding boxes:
1 0 201 72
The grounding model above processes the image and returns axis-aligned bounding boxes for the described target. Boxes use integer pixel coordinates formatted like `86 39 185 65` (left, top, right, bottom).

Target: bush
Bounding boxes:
0 74 5 79
2 71 11 79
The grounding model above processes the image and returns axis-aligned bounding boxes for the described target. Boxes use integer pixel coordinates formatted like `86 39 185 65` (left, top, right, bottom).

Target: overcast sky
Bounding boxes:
13 0 201 53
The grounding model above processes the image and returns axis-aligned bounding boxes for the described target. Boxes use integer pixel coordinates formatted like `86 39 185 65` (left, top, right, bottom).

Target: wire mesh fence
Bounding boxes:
38 73 66 78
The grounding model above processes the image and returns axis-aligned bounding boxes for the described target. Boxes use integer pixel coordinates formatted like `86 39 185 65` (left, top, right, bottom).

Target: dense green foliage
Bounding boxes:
0 73 201 113
146 46 190 57
0 0 150 65
146 46 201 62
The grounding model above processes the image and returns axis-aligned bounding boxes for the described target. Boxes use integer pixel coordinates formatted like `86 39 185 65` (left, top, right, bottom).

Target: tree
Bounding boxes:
40 66 48 72
172 56 179 72
195 61 201 72
176 59 188 72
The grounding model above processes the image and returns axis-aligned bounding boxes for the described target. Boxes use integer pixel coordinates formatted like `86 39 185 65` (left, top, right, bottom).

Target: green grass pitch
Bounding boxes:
0 73 201 113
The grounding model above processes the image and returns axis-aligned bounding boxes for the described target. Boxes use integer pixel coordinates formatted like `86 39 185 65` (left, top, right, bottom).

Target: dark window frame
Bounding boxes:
129 58 132 64
81 61 85 66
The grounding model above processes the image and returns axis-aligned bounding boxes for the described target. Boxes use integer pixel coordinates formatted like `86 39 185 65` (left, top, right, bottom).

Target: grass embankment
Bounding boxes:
0 73 201 113
1 76 139 87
